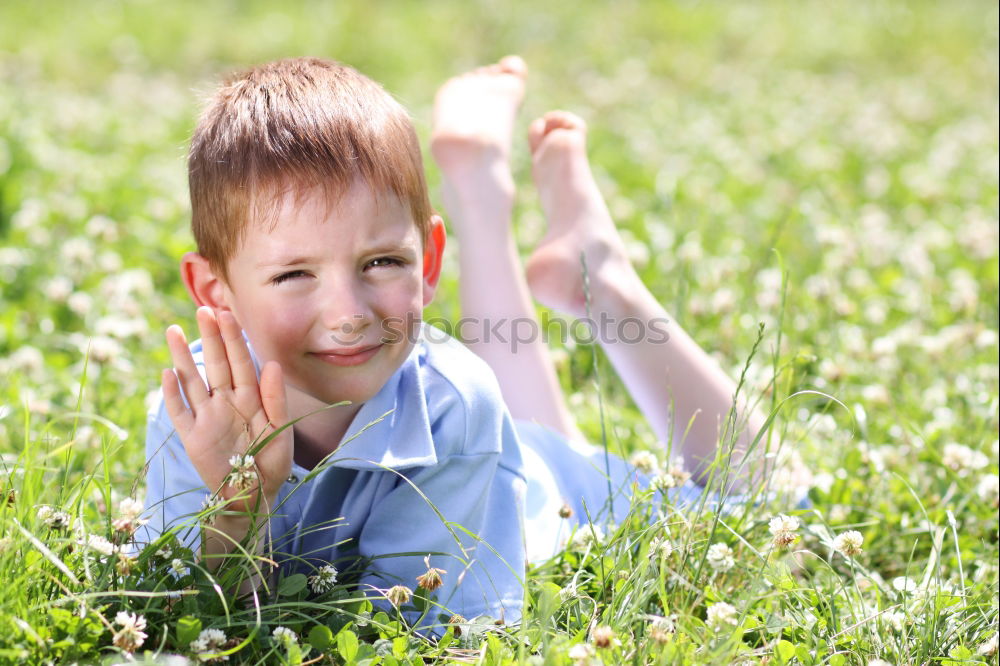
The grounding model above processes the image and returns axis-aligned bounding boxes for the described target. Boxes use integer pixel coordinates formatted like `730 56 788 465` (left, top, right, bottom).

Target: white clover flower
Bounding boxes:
941 443 988 476
226 454 257 491
867 659 893 666
191 627 228 661
154 545 173 560
67 291 93 316
114 611 139 626
812 472 835 494
112 497 148 533
706 543 736 572
86 214 119 241
832 530 864 557
415 556 447 592
171 559 189 576
96 314 149 340
978 631 998 657
568 524 605 552
828 504 851 523
648 614 676 643
892 576 918 594
882 610 906 632
976 474 999 506
590 624 619 648
308 564 338 594
117 497 144 520
60 237 95 265
558 581 580 602
85 534 117 557
114 551 137 576
8 346 44 377
629 450 660 475
768 514 800 548
109 268 155 298
385 585 412 607
650 536 673 559
37 505 71 529
112 611 148 652
567 642 596 663
87 335 123 364
705 601 738 629
651 458 691 490
975 329 999 349
44 276 74 302
272 626 297 645
201 494 225 525
861 384 889 405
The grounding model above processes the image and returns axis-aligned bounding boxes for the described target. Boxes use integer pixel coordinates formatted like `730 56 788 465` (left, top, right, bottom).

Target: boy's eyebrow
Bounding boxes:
256 256 318 268
365 241 418 257
255 243 417 269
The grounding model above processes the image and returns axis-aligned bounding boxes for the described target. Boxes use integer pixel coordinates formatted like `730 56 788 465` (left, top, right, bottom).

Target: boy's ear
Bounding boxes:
180 252 232 311
421 216 447 307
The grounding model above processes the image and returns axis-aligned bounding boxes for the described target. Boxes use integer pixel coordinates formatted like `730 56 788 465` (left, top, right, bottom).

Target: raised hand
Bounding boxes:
161 306 292 514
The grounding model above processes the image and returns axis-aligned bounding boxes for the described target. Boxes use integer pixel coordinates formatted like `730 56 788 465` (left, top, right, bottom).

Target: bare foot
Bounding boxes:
430 56 527 197
525 111 638 318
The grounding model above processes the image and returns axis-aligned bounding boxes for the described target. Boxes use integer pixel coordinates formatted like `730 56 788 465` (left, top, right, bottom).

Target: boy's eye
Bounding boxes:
271 270 308 285
366 257 402 270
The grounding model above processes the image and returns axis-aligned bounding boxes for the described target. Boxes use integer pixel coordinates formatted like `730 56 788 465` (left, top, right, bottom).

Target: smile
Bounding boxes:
312 344 383 367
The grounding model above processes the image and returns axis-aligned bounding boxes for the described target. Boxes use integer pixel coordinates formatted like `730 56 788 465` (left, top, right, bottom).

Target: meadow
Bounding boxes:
0 1 997 663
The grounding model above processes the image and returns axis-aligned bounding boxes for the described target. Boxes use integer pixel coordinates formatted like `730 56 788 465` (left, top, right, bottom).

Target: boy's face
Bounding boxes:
218 181 439 409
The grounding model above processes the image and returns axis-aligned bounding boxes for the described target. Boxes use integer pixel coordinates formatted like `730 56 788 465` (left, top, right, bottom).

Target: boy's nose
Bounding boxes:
320 286 373 344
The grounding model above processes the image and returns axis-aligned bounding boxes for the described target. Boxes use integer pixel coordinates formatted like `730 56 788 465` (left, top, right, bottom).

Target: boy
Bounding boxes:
145 56 763 628
145 57 535 625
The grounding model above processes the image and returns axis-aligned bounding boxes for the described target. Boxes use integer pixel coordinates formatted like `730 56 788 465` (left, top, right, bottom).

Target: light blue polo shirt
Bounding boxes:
142 325 652 626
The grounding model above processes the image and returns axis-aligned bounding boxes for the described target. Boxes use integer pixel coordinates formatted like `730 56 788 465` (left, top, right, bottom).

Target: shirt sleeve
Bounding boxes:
354 385 527 628
139 394 211 551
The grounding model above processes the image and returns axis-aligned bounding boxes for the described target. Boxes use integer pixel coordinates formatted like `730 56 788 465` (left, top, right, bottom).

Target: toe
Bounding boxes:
498 55 527 78
528 117 547 153
544 111 586 135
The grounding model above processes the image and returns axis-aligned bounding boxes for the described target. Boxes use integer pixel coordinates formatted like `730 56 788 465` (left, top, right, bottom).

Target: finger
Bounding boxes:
218 310 258 390
196 306 233 396
258 361 288 431
161 368 195 434
165 324 210 408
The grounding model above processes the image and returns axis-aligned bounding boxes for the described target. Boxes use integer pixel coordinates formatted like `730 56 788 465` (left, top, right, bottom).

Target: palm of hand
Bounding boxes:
162 307 292 513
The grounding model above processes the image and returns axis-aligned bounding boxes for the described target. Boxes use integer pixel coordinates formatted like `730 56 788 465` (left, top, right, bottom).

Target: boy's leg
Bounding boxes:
525 112 764 481
430 58 582 441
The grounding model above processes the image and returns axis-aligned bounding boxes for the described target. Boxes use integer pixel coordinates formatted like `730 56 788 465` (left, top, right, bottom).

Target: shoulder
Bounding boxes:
418 325 505 406
415 325 511 457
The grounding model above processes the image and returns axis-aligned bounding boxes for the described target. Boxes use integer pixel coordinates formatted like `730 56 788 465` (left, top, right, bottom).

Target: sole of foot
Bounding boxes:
430 55 528 178
525 111 634 318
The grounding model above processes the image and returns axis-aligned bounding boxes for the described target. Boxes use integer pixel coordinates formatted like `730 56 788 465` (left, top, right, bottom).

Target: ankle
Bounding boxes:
442 167 515 212
443 153 514 187
588 262 650 317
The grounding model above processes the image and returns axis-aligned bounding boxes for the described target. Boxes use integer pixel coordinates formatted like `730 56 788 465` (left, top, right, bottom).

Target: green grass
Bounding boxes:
1 0 998 663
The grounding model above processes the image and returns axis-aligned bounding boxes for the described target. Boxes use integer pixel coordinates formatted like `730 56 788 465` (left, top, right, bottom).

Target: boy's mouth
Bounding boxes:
312 343 383 367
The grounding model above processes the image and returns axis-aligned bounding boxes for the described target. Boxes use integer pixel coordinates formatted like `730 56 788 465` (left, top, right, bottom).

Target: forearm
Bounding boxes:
201 510 273 596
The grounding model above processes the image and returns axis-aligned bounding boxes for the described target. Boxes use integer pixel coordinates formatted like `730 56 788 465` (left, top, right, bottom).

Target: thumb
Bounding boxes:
259 360 288 430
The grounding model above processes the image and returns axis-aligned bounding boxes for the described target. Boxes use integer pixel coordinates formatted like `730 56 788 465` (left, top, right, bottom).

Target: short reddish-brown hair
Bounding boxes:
188 57 433 282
